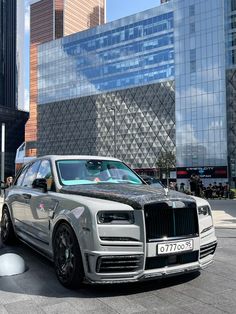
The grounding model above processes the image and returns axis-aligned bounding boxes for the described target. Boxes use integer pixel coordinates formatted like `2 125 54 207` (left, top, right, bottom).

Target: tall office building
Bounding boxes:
0 0 17 109
0 0 28 176
25 0 106 157
33 0 236 186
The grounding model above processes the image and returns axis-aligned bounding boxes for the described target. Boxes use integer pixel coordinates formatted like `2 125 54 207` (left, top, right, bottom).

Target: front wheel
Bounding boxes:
53 223 84 289
1 206 16 244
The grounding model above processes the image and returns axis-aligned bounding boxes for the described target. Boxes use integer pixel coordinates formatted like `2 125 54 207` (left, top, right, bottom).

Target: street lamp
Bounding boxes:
108 106 116 157
1 123 5 196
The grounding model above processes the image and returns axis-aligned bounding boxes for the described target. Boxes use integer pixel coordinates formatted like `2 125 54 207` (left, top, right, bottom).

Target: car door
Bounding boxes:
11 160 42 236
29 159 58 245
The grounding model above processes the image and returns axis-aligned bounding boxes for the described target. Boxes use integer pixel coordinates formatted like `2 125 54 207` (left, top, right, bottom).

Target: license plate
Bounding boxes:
157 239 193 255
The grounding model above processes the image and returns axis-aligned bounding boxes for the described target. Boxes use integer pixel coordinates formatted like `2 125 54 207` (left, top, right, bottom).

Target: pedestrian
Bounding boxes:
206 184 213 198
218 182 224 198
180 182 185 193
6 176 13 187
223 183 229 198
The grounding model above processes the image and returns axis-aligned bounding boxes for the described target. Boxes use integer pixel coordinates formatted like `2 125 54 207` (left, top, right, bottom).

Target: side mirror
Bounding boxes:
32 178 47 192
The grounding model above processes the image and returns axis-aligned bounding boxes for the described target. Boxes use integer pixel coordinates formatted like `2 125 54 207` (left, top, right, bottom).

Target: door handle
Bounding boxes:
22 193 31 199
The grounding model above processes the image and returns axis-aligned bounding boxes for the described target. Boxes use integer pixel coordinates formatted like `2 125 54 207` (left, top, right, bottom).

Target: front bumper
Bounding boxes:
83 239 217 284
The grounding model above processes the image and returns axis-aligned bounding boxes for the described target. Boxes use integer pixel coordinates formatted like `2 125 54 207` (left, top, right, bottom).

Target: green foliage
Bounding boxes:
230 189 236 199
156 150 176 170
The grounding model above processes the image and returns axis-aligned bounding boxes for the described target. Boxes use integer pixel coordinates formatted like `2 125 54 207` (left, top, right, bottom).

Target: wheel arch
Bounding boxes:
1 203 15 229
51 219 85 288
51 218 83 256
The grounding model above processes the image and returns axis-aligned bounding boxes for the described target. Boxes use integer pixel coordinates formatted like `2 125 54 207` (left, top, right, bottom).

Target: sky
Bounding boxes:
24 0 161 110
107 0 160 22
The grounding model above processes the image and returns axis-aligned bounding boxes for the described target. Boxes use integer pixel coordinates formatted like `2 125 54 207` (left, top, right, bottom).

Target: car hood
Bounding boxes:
60 184 195 209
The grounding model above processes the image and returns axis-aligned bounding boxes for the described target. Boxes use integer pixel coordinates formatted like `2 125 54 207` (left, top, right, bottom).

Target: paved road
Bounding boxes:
0 197 235 313
0 228 235 314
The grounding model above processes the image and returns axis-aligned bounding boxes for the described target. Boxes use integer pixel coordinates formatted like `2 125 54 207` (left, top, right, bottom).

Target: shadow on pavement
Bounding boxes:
0 240 200 299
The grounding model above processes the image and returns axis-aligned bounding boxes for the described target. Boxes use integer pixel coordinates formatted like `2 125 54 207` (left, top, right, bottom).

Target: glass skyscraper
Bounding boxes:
25 0 106 158
0 0 28 176
38 6 174 104
35 0 236 186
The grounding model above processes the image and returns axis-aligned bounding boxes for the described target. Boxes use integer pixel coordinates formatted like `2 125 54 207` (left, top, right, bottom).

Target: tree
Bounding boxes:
156 150 176 186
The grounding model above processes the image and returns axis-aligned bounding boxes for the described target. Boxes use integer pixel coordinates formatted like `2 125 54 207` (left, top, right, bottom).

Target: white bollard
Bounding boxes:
0 253 26 276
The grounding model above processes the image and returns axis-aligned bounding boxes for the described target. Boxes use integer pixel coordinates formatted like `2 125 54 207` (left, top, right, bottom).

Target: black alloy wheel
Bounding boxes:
1 206 16 244
53 223 84 289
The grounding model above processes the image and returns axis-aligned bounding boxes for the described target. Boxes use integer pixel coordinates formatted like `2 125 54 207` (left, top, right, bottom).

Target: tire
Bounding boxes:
53 223 84 289
1 206 16 245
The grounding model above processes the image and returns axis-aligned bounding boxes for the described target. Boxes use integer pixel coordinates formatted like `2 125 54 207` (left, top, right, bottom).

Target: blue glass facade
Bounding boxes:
36 0 236 184
38 4 174 104
174 0 227 173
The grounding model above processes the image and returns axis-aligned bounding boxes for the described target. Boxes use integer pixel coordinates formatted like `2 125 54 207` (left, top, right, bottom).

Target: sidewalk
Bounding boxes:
212 210 236 228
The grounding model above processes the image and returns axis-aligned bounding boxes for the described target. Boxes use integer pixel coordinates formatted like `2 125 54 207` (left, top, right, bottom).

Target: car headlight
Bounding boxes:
198 205 211 216
97 211 134 224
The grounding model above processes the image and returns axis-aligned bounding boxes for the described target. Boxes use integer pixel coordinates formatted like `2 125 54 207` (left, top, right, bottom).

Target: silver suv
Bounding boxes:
1 155 217 288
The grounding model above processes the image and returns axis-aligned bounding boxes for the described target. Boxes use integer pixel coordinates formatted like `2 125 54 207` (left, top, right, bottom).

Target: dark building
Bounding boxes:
0 0 16 108
0 0 28 177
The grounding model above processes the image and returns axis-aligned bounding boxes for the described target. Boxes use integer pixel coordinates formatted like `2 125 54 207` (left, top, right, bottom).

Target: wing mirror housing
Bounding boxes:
32 178 47 192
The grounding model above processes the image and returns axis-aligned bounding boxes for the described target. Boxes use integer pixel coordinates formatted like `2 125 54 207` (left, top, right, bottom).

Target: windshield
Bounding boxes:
56 159 143 186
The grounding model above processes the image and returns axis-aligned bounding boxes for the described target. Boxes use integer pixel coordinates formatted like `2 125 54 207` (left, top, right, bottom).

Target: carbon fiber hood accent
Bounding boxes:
60 184 195 209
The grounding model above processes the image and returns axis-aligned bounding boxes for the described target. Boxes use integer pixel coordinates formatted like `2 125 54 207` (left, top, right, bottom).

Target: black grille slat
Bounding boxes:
101 260 140 265
96 255 143 273
175 208 197 237
100 265 140 271
145 251 199 270
200 242 217 259
144 202 198 241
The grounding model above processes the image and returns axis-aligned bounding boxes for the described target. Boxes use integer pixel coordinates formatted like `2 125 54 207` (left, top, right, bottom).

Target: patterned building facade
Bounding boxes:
38 82 175 169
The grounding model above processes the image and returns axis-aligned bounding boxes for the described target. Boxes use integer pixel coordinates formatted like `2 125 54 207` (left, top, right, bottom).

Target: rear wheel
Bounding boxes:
53 223 84 289
1 206 16 244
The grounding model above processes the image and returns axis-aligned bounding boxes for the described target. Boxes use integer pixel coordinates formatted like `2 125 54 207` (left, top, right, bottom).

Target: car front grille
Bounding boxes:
200 241 217 259
96 255 143 273
144 202 199 241
145 251 199 270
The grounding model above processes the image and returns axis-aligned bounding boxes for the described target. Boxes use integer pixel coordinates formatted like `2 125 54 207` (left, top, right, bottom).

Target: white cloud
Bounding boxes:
25 1 30 33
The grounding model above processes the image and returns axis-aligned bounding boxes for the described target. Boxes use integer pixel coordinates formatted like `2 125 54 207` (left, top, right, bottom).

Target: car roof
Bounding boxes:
34 155 122 163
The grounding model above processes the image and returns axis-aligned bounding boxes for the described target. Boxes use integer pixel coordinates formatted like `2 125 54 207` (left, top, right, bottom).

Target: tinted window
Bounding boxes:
56 159 143 186
14 166 28 187
22 161 41 187
37 160 54 190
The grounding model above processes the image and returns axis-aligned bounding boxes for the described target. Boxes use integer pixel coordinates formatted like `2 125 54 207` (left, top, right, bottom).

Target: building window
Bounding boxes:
190 60 196 73
190 49 196 61
231 0 236 11
232 32 236 46
189 22 195 34
189 5 195 17
231 15 236 29
232 49 236 64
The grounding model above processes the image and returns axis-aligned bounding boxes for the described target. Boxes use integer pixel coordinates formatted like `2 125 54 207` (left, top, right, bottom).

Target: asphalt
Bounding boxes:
0 197 236 314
